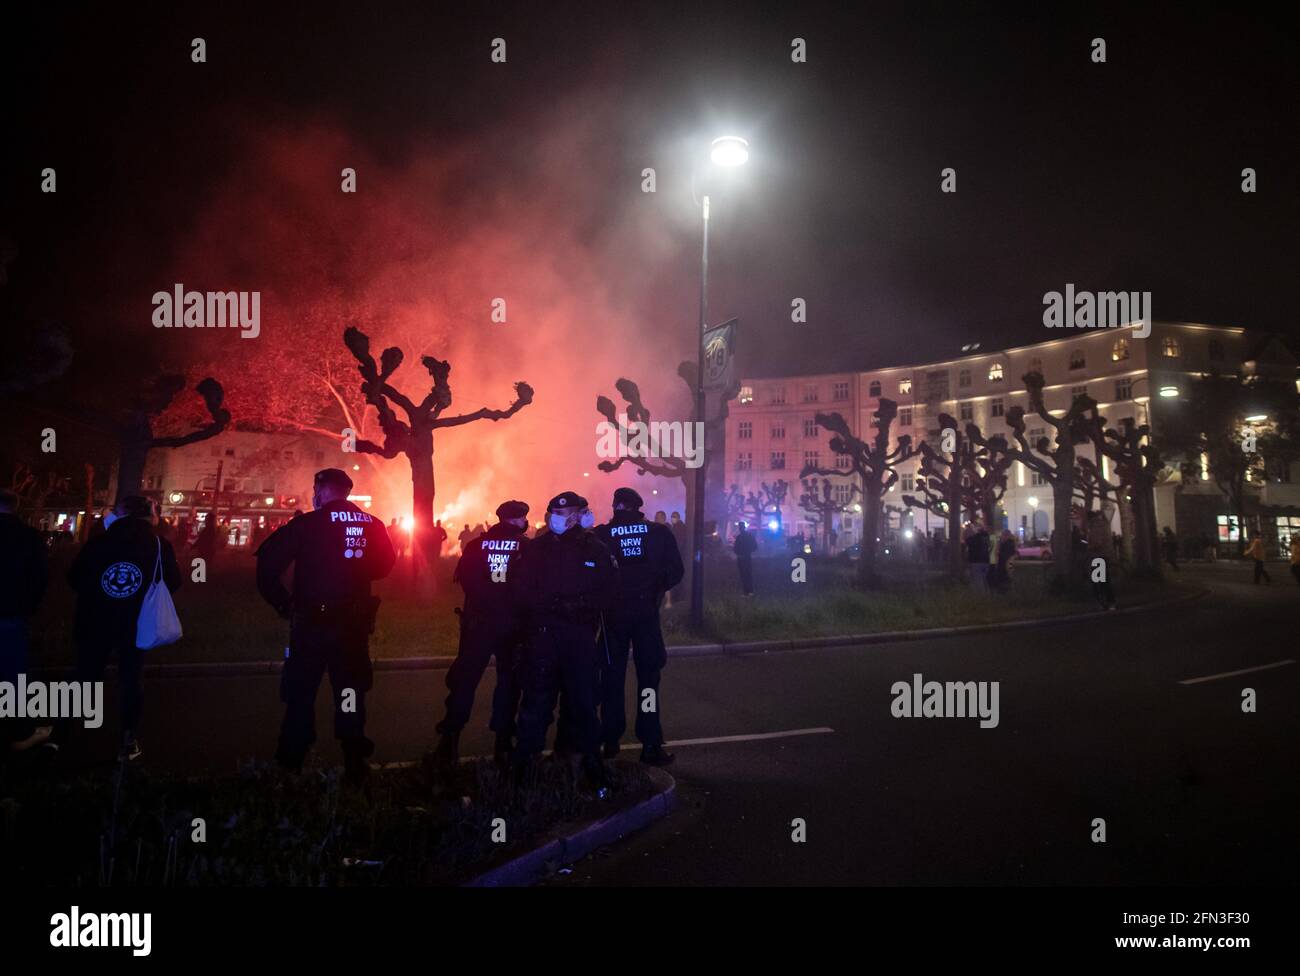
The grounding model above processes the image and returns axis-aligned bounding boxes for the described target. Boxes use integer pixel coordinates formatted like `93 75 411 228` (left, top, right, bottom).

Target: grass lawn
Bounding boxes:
26 548 1184 667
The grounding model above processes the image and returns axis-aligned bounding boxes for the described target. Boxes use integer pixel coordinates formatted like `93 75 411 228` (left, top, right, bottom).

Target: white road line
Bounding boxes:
1177 659 1296 685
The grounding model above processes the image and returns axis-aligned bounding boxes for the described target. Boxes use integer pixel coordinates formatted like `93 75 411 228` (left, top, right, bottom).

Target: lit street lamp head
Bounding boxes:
710 135 749 167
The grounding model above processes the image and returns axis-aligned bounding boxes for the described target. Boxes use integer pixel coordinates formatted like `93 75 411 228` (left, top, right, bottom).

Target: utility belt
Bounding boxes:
294 595 381 633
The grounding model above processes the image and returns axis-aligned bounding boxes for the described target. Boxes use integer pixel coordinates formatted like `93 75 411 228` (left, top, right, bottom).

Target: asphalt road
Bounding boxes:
51 561 1299 884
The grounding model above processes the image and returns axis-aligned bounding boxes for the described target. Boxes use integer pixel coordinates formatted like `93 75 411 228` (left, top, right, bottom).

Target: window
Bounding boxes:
898 407 912 426
802 384 819 403
1216 514 1240 543
959 402 973 421
833 381 850 401
1162 337 1180 358
1115 377 1133 400
1031 471 1047 487
803 450 820 470
1071 385 1088 401
737 421 752 440
1112 337 1129 362
1275 516 1300 550
739 385 754 404
224 448 236 457
770 451 786 470
899 378 912 395
1068 349 1086 370
770 386 786 405
868 380 881 397
833 483 852 506
735 452 753 471
1028 426 1047 444
991 398 1004 418
1029 357 1043 374
989 363 1004 382
835 455 851 471
803 418 819 438
1208 339 1224 361
771 422 785 439
959 368 972 388
901 473 915 493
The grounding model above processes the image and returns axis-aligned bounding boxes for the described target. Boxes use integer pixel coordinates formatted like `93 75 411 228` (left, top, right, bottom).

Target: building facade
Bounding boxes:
723 321 1300 555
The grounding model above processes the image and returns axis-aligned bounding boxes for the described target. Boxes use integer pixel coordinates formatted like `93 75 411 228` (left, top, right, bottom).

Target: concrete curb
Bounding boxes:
462 766 677 887
33 587 1205 678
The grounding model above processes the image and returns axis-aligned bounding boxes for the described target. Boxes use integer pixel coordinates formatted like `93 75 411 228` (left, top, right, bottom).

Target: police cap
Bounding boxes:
314 468 354 493
547 492 588 511
612 487 643 510
496 500 529 520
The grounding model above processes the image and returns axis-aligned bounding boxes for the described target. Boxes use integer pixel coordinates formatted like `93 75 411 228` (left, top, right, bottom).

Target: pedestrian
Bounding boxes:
592 488 683 766
1244 532 1271 584
510 492 617 786
1161 527 1180 571
432 500 530 768
1290 534 1300 587
457 523 473 553
0 490 50 754
1086 526 1117 610
430 519 448 559
63 495 181 761
989 529 1016 591
255 469 396 786
966 522 991 589
733 521 757 596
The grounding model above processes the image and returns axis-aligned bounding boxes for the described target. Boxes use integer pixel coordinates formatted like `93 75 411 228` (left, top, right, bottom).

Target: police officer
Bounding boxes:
511 492 617 785
593 488 683 765
432 500 530 768
256 468 395 785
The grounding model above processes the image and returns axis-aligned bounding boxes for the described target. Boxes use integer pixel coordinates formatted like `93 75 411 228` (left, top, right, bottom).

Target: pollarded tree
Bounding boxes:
1003 372 1095 585
1086 412 1164 576
798 477 854 557
726 479 789 535
962 424 1014 531
111 376 230 502
800 401 914 587
343 326 533 569
903 412 966 579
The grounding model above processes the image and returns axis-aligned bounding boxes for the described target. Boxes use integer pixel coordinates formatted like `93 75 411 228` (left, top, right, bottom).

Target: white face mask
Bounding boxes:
580 511 595 529
548 513 570 535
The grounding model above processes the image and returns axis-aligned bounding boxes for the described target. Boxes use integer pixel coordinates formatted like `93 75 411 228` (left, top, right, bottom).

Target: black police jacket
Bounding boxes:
510 526 617 626
593 511 683 607
0 512 48 618
454 522 529 616
68 517 181 642
255 500 395 616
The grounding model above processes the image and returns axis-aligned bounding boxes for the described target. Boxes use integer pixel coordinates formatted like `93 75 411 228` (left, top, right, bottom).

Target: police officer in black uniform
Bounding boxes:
511 492 617 785
256 468 395 785
432 499 530 767
593 488 683 765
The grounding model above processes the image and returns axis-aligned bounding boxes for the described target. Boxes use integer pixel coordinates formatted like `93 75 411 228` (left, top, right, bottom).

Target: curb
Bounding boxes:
32 588 1205 679
462 766 677 887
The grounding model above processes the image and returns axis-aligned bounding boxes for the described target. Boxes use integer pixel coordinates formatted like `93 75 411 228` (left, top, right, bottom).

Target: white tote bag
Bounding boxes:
136 538 183 650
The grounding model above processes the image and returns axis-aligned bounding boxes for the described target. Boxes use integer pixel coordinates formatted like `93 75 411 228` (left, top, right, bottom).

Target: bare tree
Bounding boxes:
112 376 230 502
343 326 533 570
798 477 854 557
1086 412 1164 576
726 479 789 534
903 413 966 579
800 401 913 587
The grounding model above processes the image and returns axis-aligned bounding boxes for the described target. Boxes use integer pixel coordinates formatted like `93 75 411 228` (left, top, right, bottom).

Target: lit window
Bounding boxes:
738 385 754 405
1112 337 1129 362
1163 337 1180 357
988 363 1004 382
899 378 912 395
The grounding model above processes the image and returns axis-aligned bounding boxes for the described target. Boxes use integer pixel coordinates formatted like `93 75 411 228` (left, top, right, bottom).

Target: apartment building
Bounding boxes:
724 321 1300 553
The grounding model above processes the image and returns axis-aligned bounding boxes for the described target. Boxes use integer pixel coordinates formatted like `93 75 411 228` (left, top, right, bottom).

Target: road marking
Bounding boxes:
1177 659 1296 685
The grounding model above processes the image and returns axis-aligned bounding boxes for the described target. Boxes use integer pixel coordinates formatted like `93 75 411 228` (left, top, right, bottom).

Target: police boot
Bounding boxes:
432 730 460 771
640 745 675 767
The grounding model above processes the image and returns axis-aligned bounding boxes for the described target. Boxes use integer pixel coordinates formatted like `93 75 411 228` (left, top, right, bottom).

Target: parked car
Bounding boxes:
1016 539 1053 560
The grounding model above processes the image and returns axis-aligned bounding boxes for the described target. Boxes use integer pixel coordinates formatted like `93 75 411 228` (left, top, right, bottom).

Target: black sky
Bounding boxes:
2 0 1296 385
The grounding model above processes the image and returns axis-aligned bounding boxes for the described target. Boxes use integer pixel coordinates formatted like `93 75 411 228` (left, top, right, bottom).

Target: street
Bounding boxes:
59 562 1299 885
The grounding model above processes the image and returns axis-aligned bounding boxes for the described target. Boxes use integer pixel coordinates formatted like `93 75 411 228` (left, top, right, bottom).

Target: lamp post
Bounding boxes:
689 135 748 631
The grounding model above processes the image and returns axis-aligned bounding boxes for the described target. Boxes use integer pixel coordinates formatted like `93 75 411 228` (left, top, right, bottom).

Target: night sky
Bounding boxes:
1 2 1295 504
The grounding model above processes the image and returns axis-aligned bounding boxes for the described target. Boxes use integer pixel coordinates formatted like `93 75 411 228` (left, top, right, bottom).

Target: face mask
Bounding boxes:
580 511 595 529
103 512 119 528
548 513 570 535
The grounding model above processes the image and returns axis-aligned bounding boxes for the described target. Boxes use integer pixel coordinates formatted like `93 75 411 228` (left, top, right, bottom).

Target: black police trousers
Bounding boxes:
737 556 755 595
276 611 373 767
514 619 601 760
436 611 521 737
50 633 145 748
598 607 667 749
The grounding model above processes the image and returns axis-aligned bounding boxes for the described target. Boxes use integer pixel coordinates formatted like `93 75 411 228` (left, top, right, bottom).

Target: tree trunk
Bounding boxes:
857 484 883 587
946 469 963 579
408 427 437 589
115 436 149 502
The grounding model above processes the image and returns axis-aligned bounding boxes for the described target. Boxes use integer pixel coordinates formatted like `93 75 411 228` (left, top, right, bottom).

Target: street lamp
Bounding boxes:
690 134 749 631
